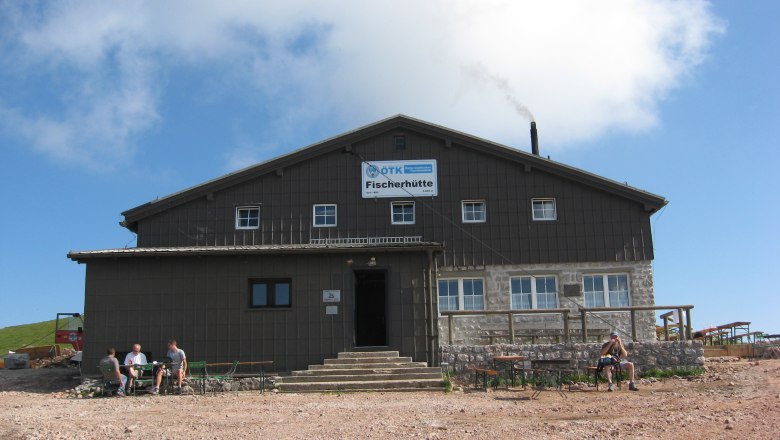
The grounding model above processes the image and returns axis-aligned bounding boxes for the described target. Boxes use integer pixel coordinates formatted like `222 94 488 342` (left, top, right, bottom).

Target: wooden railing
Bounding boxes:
577 305 694 342
440 309 571 345
440 304 695 344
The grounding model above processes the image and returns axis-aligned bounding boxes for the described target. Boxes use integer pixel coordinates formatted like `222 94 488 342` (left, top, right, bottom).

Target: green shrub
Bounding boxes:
640 366 705 378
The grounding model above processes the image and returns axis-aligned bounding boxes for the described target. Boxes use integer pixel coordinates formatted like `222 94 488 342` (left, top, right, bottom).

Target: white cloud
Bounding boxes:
0 0 724 169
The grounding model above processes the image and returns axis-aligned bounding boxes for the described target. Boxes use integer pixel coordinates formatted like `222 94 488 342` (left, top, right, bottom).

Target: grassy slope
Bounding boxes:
0 319 60 355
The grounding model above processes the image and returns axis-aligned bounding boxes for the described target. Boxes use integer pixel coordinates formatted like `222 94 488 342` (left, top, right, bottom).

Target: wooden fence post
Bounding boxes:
448 314 453 345
581 309 588 343
677 308 685 341
509 313 515 344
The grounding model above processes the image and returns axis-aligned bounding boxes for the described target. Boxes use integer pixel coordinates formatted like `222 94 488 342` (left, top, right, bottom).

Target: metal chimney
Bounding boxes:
530 122 539 155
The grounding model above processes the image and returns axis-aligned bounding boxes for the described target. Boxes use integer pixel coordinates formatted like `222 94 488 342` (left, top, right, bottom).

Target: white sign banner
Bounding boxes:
361 160 438 198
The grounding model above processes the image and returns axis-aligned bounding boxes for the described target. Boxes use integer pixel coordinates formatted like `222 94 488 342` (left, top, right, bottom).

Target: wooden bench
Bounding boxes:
473 368 499 390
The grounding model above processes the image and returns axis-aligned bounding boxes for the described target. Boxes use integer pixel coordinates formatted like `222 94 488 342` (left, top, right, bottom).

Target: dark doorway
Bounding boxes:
354 270 387 346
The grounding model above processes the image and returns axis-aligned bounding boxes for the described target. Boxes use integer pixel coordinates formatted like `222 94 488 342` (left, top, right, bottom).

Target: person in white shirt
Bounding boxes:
123 343 148 390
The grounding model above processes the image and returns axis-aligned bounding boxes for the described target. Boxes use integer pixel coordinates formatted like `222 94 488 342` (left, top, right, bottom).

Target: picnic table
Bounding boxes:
715 322 751 344
492 356 525 388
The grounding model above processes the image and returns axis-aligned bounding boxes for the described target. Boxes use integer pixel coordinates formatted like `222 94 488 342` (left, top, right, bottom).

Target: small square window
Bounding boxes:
236 206 260 229
391 201 415 225
250 279 292 308
462 201 486 223
532 198 557 221
394 135 406 150
313 204 337 227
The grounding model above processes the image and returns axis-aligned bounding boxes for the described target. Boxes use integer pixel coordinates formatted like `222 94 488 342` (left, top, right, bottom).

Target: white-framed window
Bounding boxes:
235 206 260 230
462 200 486 223
510 275 558 309
391 201 415 225
532 198 557 221
313 204 337 227
437 278 485 312
583 274 630 307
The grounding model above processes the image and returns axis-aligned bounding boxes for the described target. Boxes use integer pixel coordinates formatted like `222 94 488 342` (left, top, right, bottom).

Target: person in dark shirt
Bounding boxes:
600 331 639 391
99 348 127 396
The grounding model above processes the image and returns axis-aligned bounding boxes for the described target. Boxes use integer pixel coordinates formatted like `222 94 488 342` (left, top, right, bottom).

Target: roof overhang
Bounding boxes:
68 242 444 263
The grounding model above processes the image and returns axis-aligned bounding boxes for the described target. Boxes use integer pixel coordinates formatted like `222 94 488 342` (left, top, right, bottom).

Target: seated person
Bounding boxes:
152 339 187 394
99 347 127 396
123 343 148 390
599 331 639 391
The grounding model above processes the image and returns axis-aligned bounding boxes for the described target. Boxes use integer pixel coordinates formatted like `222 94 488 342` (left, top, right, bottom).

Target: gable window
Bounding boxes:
438 278 485 312
462 200 486 223
250 279 292 308
394 135 406 150
583 274 630 307
391 201 415 225
313 204 337 227
532 198 557 221
510 276 558 309
236 206 260 229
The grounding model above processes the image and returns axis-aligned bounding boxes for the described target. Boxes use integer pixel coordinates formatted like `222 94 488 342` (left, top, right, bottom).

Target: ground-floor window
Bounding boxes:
438 278 485 312
250 279 292 308
510 275 558 309
583 274 629 307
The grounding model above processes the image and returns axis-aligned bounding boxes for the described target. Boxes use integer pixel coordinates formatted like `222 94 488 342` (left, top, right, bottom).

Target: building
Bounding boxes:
69 115 667 371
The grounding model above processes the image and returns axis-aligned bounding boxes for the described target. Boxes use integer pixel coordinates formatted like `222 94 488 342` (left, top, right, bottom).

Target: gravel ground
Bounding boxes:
1 358 778 439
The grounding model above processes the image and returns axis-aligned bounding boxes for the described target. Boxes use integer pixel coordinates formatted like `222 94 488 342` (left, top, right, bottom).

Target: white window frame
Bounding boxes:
531 198 557 221
509 275 558 310
583 274 630 308
313 204 337 227
437 278 486 313
235 206 260 230
391 201 415 225
461 200 486 223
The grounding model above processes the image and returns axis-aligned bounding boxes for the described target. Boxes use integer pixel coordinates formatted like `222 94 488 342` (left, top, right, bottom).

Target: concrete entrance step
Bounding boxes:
308 362 428 370
281 372 442 384
292 366 440 376
276 351 445 393
324 356 414 365
277 378 444 393
337 351 399 358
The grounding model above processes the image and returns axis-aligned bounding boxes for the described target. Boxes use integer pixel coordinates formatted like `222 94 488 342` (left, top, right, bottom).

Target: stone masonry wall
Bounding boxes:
440 341 704 376
437 260 656 344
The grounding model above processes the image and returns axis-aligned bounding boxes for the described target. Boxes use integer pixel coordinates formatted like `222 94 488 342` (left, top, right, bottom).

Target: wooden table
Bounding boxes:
493 356 525 389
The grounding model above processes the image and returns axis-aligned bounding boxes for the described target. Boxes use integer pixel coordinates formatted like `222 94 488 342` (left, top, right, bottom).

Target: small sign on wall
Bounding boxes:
325 306 338 315
323 290 341 303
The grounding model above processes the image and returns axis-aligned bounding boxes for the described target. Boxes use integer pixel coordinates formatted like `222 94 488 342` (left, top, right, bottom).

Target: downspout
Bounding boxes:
426 249 439 366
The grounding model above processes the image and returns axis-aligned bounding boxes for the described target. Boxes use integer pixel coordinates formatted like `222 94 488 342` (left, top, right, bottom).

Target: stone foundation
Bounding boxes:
440 341 704 375
437 260 657 343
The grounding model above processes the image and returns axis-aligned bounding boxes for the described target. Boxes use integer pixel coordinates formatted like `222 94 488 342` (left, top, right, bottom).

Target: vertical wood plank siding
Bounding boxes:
136 130 654 265
82 252 430 371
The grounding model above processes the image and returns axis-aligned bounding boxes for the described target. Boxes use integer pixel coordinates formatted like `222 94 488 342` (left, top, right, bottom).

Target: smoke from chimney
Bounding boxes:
530 122 539 156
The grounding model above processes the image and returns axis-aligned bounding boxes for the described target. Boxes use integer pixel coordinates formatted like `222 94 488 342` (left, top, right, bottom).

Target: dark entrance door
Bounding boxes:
354 270 387 346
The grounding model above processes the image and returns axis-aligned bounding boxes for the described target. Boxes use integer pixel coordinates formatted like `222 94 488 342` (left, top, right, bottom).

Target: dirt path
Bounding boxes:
1 359 778 439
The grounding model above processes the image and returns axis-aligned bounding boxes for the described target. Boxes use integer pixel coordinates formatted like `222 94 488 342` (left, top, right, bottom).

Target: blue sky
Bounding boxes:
0 1 777 335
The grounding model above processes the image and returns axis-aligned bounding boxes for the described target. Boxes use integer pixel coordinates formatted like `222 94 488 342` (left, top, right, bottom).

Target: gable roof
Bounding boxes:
121 115 667 231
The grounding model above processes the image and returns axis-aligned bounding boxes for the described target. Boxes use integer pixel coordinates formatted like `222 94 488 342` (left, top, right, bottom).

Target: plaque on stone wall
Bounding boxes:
563 284 581 297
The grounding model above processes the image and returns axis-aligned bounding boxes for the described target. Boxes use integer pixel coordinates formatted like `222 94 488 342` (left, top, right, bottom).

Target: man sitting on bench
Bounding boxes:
600 331 639 392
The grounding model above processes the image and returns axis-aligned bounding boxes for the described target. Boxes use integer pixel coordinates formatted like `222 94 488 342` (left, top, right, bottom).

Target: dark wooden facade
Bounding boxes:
125 118 662 266
70 115 666 371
